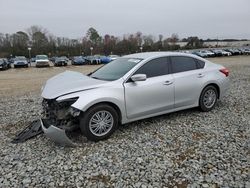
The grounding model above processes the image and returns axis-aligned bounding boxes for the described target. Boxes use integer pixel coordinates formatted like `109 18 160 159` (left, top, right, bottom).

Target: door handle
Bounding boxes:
197 73 205 78
163 80 173 85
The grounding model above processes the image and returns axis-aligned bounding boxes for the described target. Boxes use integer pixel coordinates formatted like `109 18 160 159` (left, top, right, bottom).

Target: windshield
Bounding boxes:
15 56 26 61
74 56 84 60
90 58 142 81
36 55 48 60
56 57 64 61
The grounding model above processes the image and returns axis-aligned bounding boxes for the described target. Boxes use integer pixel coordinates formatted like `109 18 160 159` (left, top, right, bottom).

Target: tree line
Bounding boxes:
0 26 204 58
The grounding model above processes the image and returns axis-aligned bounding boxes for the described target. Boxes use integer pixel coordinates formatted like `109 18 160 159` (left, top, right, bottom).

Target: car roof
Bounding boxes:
123 51 198 60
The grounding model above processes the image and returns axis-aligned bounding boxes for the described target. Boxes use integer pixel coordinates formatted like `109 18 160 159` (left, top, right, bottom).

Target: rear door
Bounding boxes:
124 57 174 119
170 56 205 108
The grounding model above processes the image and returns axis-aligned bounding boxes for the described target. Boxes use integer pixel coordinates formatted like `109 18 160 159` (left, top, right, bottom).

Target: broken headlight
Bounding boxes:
70 107 81 117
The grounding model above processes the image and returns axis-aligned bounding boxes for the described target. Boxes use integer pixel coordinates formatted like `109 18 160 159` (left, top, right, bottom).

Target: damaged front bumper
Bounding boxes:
40 119 76 147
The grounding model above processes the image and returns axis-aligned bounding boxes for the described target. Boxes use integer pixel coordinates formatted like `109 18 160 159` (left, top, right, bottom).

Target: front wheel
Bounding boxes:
80 104 118 141
199 85 218 112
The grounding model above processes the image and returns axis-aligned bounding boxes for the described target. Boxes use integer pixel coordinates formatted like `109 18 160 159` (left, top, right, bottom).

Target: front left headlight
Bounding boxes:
70 107 81 117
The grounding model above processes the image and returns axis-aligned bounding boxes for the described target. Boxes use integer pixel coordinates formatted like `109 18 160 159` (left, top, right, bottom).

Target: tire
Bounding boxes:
199 85 218 112
80 104 118 141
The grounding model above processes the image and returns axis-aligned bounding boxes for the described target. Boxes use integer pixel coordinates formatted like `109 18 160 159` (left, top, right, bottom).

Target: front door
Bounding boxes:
124 57 174 119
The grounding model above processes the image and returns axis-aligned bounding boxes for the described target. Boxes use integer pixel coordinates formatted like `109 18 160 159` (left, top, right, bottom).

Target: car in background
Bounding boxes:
30 57 36 63
225 49 240 56
54 57 68 66
50 57 57 63
243 48 250 55
220 50 231 56
100 56 112 64
192 51 207 58
41 52 230 144
210 49 223 57
0 58 11 70
200 50 215 57
72 56 86 65
13 56 29 68
8 58 15 64
60 56 69 62
36 55 50 67
85 56 101 65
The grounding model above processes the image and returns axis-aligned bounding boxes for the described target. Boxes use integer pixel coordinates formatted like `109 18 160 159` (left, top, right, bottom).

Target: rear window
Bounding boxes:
170 56 198 73
196 59 205 68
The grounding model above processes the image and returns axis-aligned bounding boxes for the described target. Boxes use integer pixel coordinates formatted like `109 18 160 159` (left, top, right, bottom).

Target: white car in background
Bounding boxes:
36 55 50 67
221 50 232 56
200 50 215 57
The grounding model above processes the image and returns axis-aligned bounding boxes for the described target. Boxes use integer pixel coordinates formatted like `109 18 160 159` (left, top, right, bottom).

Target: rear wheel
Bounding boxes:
80 104 118 141
199 85 218 112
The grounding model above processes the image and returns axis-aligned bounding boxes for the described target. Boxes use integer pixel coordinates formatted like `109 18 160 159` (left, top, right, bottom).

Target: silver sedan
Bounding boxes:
41 52 229 145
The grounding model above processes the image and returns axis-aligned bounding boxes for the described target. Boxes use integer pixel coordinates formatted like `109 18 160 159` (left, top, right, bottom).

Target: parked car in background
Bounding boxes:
0 58 11 70
221 50 232 56
8 58 15 64
30 57 36 63
210 49 223 57
60 56 69 62
72 56 86 65
13 56 29 68
36 55 50 67
243 48 250 55
85 56 101 64
50 56 57 63
192 51 207 58
225 49 240 56
54 57 68 66
41 52 230 144
200 50 215 57
100 56 112 64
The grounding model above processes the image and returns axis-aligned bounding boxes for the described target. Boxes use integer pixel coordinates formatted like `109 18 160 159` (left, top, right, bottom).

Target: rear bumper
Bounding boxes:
218 77 230 99
40 119 75 146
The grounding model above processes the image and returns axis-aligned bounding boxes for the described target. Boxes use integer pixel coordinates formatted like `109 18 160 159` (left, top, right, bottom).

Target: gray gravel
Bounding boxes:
0 57 249 187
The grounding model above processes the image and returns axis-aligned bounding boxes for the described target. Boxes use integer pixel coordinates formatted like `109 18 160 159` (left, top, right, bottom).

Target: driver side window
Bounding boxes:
134 57 169 78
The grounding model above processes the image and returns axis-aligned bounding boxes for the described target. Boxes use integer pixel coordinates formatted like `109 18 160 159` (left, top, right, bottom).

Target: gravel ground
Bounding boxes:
0 56 249 187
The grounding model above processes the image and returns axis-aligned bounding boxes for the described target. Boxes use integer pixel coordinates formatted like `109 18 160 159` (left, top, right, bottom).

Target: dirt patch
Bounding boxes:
0 65 101 97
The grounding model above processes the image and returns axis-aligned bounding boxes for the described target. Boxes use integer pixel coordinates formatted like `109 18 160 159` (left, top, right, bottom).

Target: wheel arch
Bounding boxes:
83 101 122 124
201 83 220 99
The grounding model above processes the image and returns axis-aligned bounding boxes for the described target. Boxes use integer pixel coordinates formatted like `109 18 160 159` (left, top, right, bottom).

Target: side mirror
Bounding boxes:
131 74 147 82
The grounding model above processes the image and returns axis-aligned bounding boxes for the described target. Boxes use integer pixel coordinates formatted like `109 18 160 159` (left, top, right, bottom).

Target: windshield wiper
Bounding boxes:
90 76 112 81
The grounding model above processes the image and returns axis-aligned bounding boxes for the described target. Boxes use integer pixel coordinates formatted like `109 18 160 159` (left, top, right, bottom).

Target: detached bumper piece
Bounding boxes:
40 119 75 147
12 120 43 143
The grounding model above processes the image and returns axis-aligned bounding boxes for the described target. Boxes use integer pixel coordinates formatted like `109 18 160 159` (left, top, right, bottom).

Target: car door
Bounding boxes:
170 56 205 108
124 57 174 119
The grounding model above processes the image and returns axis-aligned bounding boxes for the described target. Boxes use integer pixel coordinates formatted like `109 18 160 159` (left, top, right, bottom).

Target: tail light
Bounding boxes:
219 68 229 77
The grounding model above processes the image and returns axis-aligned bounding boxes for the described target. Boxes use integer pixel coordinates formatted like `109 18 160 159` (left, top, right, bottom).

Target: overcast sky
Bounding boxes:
0 0 250 39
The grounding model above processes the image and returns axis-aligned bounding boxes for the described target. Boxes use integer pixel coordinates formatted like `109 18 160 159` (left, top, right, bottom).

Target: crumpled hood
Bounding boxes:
41 71 108 99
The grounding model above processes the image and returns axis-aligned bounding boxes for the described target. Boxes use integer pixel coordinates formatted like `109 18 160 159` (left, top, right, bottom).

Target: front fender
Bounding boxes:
56 87 126 121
